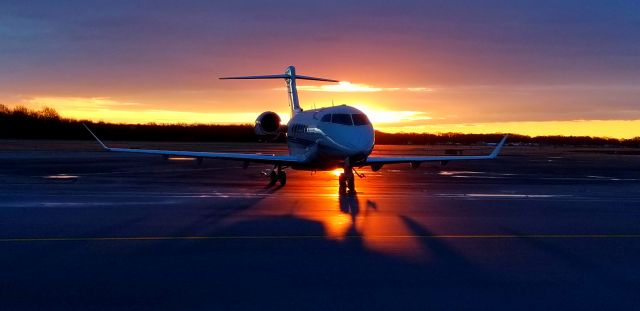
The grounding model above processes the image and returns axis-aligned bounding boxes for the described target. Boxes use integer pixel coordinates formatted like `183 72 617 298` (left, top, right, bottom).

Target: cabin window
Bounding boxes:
320 114 331 122
331 114 353 125
352 113 370 126
291 124 307 133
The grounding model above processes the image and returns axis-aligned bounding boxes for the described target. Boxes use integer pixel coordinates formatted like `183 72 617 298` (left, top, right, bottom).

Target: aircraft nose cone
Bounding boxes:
351 138 372 153
346 129 374 156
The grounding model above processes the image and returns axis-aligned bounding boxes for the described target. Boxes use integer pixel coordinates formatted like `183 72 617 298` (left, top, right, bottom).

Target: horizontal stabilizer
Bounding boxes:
292 75 338 82
220 74 337 82
220 74 290 80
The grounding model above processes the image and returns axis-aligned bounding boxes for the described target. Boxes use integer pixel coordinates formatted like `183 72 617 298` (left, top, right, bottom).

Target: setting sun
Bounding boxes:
350 104 432 124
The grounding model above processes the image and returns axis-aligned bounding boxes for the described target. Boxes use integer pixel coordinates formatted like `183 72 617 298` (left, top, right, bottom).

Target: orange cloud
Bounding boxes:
379 120 640 139
21 96 290 124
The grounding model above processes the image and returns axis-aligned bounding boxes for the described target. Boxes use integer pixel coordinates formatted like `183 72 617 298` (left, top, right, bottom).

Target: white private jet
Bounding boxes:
84 65 507 193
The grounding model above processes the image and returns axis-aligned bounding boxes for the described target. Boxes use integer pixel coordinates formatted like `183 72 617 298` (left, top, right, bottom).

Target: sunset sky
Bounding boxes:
1 0 639 138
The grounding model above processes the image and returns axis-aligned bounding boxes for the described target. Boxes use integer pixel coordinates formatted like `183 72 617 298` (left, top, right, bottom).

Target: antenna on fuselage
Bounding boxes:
220 65 338 117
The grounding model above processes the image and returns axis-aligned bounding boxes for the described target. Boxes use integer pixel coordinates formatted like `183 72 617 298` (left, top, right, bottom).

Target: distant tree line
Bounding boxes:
1 105 638 147
0 105 260 142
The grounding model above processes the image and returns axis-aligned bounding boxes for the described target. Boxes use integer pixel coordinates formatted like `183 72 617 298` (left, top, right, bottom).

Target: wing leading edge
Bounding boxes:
82 124 303 165
364 135 508 166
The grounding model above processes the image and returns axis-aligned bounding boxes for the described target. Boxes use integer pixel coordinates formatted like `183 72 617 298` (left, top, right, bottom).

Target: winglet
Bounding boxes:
82 123 110 151
489 135 509 158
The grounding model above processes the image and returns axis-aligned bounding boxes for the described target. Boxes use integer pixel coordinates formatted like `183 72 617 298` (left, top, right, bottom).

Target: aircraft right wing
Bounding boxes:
83 124 303 166
363 135 508 167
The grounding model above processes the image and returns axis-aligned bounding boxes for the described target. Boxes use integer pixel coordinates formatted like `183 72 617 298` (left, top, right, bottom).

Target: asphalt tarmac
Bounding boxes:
1 140 639 310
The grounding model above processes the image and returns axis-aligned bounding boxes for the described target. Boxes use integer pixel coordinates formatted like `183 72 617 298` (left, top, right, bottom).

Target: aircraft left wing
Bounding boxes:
83 124 303 165
363 135 508 167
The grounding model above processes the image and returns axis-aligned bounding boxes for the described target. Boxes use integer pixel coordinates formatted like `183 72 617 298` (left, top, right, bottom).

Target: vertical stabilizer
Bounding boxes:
284 66 301 115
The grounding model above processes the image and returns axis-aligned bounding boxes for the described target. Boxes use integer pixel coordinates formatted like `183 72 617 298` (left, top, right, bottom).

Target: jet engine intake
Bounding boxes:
255 111 281 136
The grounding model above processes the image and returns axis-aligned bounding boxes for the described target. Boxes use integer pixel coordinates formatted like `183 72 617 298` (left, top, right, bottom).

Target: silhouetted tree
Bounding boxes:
0 104 9 114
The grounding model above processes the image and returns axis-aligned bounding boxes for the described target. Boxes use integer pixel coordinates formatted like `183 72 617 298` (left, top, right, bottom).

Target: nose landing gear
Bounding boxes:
339 158 361 194
339 170 359 194
338 173 350 194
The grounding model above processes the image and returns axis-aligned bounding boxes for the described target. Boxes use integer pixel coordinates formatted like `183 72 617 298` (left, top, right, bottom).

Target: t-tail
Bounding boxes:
220 65 338 117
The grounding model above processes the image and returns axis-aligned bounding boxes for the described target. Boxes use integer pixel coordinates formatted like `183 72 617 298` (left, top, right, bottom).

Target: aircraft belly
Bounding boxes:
287 137 344 170
287 132 369 170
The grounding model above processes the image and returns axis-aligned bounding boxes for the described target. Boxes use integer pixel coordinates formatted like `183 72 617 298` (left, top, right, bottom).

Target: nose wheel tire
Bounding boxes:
347 177 356 194
338 172 356 194
339 173 347 194
278 171 287 186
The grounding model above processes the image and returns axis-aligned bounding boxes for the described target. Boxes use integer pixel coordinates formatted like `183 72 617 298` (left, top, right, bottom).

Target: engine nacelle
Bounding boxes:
255 111 281 136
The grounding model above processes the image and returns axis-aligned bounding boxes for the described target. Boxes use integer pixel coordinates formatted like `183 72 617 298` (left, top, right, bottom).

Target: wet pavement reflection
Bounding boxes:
3 144 640 309
220 170 439 261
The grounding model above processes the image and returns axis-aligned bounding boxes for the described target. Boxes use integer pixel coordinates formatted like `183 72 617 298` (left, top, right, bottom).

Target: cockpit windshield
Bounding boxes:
331 114 352 125
352 113 370 126
320 113 371 126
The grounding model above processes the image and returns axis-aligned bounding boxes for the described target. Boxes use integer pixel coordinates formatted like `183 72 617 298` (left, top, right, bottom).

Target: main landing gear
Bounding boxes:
268 165 286 186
